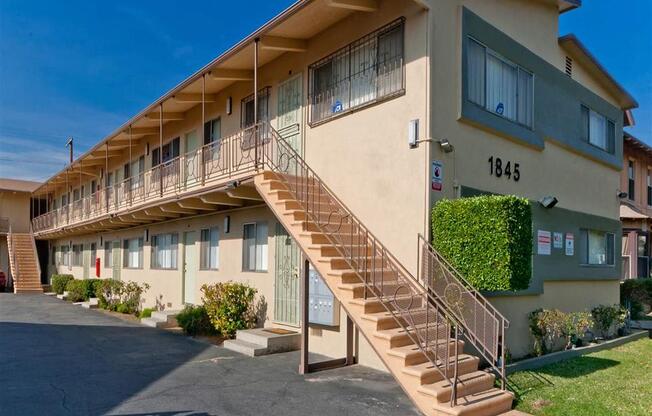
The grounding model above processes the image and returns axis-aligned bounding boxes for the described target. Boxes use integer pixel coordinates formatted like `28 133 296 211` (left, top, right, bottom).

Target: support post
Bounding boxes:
105 143 109 213
129 124 132 205
253 38 259 169
299 257 310 375
159 102 163 197
346 314 355 365
201 73 206 185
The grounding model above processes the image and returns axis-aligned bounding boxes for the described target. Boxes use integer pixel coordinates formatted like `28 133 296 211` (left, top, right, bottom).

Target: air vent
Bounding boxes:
565 56 573 77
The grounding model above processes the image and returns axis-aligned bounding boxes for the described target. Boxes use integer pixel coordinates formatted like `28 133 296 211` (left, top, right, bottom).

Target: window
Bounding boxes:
104 241 113 268
647 169 651 206
152 138 180 167
581 229 615 266
581 105 615 153
200 227 220 270
90 243 97 263
242 222 268 272
51 246 56 266
61 245 70 266
309 18 404 124
627 160 635 201
151 233 178 269
123 238 144 268
241 88 270 128
467 37 533 128
73 189 80 202
204 118 221 145
72 244 82 266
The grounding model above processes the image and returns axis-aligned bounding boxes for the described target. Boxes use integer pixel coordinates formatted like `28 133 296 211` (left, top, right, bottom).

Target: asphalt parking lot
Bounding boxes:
0 293 418 416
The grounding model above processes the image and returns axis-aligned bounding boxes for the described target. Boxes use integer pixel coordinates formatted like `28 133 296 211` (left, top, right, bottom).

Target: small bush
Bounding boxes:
116 303 129 314
528 308 566 356
139 308 153 319
176 305 217 336
592 304 627 338
562 312 593 349
65 280 87 302
97 279 123 311
432 195 532 291
96 279 149 315
51 274 74 295
621 279 652 319
201 282 257 338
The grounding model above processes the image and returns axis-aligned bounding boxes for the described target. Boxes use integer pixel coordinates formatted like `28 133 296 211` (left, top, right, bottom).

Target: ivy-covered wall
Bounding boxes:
432 195 532 291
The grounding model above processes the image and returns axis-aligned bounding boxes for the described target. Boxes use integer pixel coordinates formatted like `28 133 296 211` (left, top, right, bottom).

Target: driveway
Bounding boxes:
0 293 418 416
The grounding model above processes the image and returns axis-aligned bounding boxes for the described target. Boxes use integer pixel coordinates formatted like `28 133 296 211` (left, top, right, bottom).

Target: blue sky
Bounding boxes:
0 1 650 181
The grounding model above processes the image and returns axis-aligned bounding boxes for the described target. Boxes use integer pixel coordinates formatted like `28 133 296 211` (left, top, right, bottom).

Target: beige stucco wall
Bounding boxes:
0 190 32 233
491 279 620 357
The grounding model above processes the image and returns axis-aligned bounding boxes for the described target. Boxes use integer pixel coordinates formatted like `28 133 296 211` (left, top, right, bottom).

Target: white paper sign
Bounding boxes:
565 233 574 256
553 232 563 249
537 230 551 255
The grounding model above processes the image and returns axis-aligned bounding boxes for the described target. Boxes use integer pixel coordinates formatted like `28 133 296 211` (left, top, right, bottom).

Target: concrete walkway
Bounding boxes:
0 293 418 416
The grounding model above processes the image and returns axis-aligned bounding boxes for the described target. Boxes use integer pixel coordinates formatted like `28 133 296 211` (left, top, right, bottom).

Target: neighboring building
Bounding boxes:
0 178 43 291
16 0 638 414
621 132 652 279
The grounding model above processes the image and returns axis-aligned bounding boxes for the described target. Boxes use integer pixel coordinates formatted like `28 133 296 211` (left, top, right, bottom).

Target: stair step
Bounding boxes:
432 388 514 416
403 354 480 385
418 370 496 403
374 322 448 348
388 341 465 366
362 309 428 330
222 339 268 357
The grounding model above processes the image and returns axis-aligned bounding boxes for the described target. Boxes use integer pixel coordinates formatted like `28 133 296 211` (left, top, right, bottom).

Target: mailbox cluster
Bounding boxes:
308 265 340 326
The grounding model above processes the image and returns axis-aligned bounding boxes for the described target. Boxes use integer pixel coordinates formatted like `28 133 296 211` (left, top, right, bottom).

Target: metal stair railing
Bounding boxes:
8 224 19 290
260 124 468 405
418 235 510 389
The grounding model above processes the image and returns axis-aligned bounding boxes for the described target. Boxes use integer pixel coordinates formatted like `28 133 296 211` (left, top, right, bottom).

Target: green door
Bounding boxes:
277 74 302 154
274 222 300 325
183 231 198 304
83 244 90 279
112 241 121 281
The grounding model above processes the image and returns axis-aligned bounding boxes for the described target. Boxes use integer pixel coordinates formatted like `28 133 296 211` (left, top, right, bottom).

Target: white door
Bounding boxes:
277 73 302 154
184 130 200 187
183 231 198 304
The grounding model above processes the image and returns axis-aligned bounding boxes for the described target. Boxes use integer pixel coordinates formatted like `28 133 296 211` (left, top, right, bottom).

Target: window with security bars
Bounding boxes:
309 18 405 124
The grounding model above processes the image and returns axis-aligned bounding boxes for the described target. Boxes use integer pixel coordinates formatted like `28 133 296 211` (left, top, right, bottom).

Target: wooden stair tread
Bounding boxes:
418 371 496 403
432 388 514 416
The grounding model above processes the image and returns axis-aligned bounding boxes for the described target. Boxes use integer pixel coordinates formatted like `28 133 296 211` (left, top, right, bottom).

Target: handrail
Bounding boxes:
418 234 509 389
29 223 42 283
31 124 261 234
261 125 468 405
8 223 18 289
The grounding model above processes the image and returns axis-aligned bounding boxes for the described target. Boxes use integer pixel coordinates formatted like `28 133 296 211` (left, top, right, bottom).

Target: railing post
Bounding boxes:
451 323 459 407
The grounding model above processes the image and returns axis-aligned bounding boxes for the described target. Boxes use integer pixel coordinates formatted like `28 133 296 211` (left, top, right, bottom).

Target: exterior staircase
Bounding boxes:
252 126 514 416
7 231 43 294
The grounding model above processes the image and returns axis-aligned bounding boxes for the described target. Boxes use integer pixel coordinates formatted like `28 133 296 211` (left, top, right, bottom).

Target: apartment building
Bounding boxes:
621 132 652 279
21 0 637 414
0 178 44 292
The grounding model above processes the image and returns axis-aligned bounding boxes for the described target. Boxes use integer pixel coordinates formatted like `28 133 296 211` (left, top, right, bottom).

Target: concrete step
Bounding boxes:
235 328 300 354
222 339 268 357
418 370 496 403
141 310 180 328
81 298 99 309
432 388 514 416
402 354 480 385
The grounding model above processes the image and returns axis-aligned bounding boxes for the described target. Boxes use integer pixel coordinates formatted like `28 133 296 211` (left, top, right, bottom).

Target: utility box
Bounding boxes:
308 265 339 327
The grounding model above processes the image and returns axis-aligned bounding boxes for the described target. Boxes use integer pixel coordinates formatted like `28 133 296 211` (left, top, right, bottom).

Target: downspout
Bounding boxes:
424 4 433 244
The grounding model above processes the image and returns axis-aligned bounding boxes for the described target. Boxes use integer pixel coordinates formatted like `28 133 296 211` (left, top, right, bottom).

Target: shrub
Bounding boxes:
96 279 149 315
201 282 257 338
562 312 593 349
139 308 153 319
116 303 129 314
432 195 532 291
621 279 652 319
65 280 87 302
176 305 217 336
528 308 566 356
591 304 627 339
51 274 74 295
97 279 123 311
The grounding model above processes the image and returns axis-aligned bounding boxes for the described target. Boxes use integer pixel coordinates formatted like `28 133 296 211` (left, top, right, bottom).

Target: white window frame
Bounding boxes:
151 233 178 270
466 36 534 129
200 227 220 270
242 222 268 272
123 238 143 269
581 229 615 266
104 241 113 268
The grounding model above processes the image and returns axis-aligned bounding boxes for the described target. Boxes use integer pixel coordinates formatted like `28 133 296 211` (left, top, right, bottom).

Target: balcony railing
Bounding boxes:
32 124 269 234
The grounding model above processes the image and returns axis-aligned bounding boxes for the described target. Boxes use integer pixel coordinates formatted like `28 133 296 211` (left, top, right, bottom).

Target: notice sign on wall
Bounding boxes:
537 230 551 255
565 233 574 256
553 232 563 249
431 161 443 192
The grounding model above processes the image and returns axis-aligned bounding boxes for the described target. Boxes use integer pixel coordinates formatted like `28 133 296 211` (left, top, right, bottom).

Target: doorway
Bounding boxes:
277 73 302 154
183 231 198 305
274 223 300 326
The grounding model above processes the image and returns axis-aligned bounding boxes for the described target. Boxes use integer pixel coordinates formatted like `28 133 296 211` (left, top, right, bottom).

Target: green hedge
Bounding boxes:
621 279 652 319
432 195 532 291
65 280 87 302
176 305 217 336
51 274 74 295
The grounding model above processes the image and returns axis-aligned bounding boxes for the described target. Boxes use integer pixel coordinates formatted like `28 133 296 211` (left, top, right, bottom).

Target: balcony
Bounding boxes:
32 124 273 237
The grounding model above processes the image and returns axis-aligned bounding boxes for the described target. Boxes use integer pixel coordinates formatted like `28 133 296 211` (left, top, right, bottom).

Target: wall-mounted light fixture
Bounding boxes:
438 139 454 153
226 96 233 115
224 215 231 234
617 191 628 199
408 119 419 148
539 196 558 209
